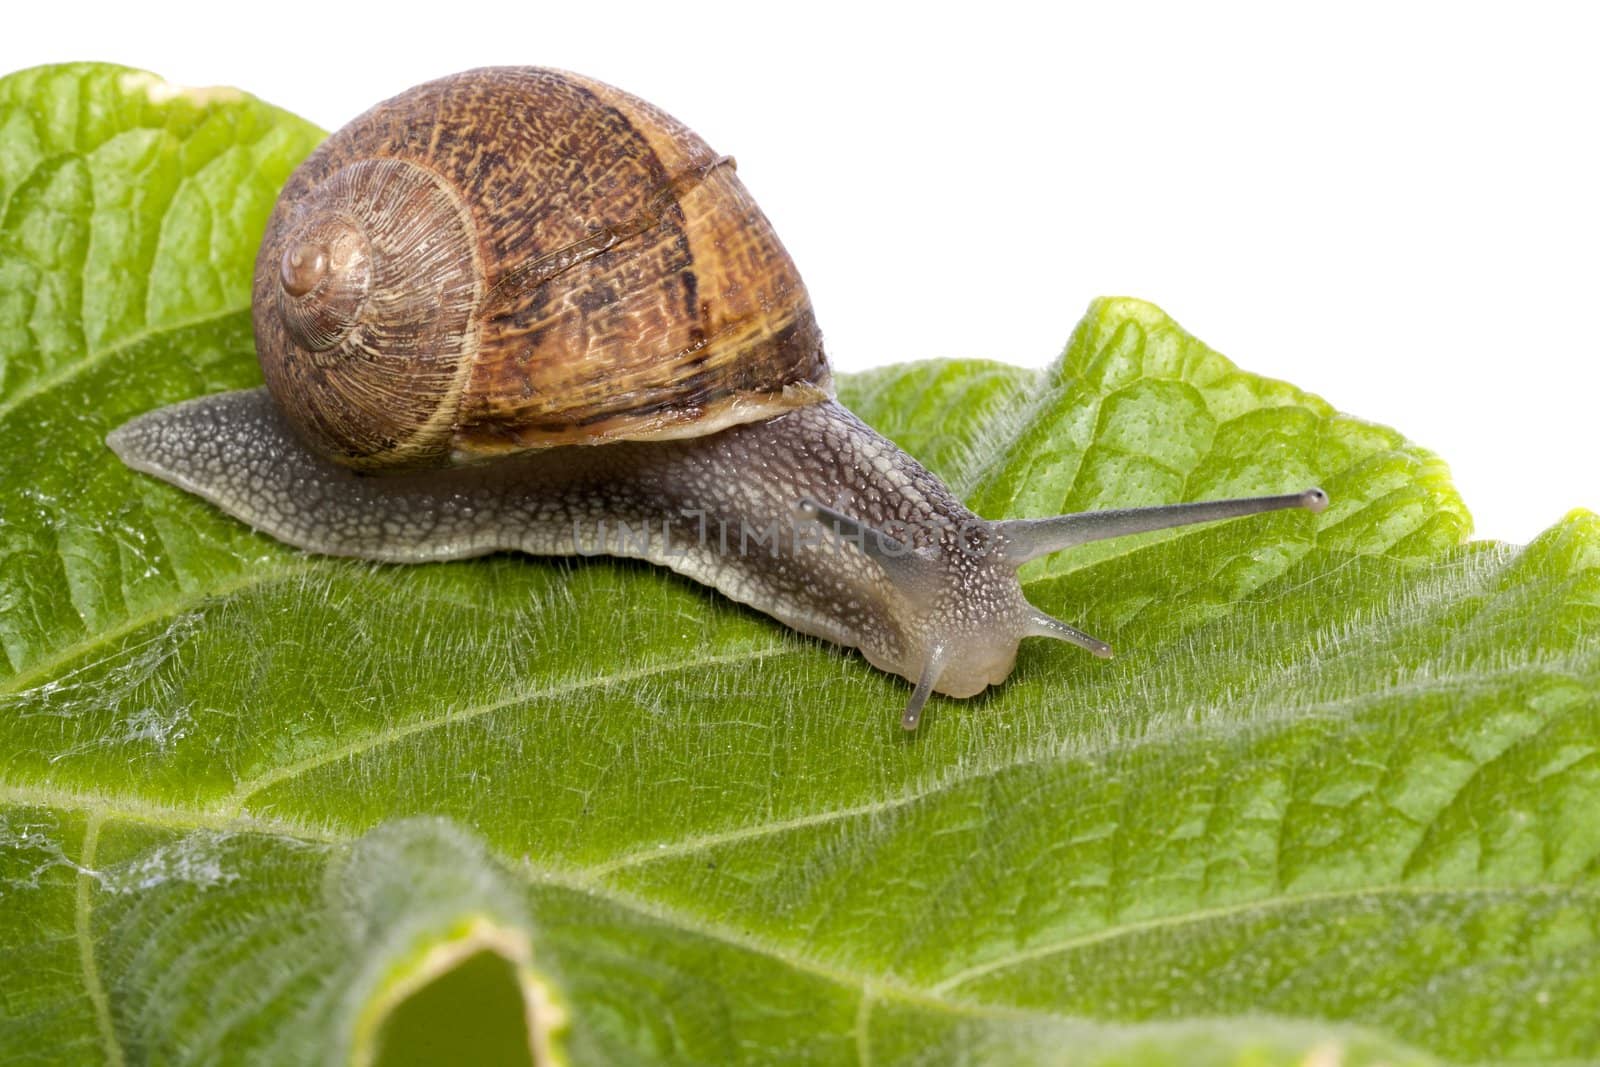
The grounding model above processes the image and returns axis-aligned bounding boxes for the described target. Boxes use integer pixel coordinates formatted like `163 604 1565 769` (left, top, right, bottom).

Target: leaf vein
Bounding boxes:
0 778 339 842
927 880 1600 996
0 304 246 421
74 812 126 1067
585 660 1589 879
0 560 315 697
227 644 796 812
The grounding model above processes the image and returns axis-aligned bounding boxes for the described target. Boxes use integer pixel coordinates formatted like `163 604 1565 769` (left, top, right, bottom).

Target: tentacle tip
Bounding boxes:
793 497 821 521
900 710 922 731
1301 487 1329 514
1093 643 1115 659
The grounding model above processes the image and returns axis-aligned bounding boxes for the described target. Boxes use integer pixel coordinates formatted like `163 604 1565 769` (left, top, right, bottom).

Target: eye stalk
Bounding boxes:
804 487 1330 730
993 487 1330 565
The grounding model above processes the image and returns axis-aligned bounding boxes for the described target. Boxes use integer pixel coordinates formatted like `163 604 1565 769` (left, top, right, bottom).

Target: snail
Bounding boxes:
107 67 1327 730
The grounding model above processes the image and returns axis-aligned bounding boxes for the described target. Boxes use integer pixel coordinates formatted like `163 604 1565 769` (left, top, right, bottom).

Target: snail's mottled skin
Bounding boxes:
111 392 1034 710
110 391 1324 728
108 67 1327 729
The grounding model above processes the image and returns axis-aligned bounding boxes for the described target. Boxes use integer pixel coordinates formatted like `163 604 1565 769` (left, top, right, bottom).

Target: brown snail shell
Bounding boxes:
255 67 830 470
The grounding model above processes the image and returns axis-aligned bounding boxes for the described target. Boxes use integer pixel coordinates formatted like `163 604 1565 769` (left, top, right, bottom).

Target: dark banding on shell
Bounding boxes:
253 67 831 470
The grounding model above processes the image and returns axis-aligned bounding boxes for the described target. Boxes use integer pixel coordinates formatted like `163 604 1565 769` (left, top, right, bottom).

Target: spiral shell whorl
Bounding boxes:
255 157 481 469
275 215 370 351
253 67 830 471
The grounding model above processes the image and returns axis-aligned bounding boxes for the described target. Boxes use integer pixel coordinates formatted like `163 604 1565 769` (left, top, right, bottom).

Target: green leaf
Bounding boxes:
3 63 1597 1065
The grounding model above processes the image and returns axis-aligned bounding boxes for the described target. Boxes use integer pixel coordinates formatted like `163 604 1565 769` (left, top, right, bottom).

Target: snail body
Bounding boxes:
109 68 1325 729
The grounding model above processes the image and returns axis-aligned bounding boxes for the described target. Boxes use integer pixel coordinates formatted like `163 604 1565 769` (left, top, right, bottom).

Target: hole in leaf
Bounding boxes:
371 949 537 1067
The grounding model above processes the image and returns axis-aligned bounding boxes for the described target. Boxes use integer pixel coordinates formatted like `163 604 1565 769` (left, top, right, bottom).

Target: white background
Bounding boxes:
5 1 1596 544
